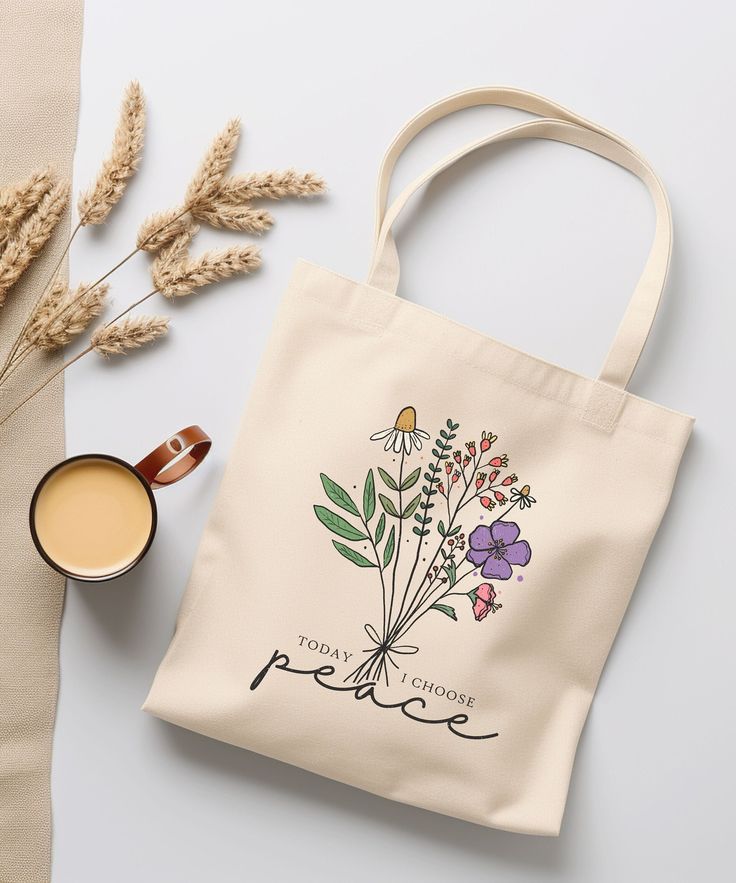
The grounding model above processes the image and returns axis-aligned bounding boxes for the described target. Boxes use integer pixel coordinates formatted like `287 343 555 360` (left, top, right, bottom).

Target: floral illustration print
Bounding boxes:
313 406 536 686
470 583 501 621
370 406 430 454
466 521 531 581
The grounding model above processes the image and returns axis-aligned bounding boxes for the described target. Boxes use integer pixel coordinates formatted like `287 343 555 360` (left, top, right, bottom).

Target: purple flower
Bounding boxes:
466 521 531 580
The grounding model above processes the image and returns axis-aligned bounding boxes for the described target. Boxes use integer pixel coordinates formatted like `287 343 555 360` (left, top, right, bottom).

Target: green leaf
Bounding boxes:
438 520 446 536
313 505 368 541
379 493 400 518
448 525 461 537
320 473 360 517
400 467 421 491
375 512 385 544
402 494 421 519
332 541 376 568
413 526 429 537
431 603 457 621
377 467 398 491
363 469 375 521
442 559 458 586
383 526 396 568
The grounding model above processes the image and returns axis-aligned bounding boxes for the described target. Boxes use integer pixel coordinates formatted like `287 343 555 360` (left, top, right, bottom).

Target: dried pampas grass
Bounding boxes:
153 244 261 298
22 277 68 346
190 203 273 233
91 315 168 356
77 81 145 226
185 118 240 211
0 167 55 247
0 179 70 306
220 170 325 202
151 217 199 276
25 280 108 351
0 81 326 428
136 207 192 252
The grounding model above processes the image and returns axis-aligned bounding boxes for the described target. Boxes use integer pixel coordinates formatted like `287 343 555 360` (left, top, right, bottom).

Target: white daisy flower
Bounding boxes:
370 406 430 455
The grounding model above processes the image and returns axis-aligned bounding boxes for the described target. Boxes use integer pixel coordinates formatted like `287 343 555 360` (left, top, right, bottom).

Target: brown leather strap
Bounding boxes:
134 425 212 490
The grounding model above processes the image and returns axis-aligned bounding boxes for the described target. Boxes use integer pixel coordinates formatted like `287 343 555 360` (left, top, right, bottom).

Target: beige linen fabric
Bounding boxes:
0 2 82 880
145 88 693 836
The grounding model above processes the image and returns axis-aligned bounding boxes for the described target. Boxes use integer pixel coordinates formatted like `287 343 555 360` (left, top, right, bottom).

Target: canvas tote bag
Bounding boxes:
144 87 693 836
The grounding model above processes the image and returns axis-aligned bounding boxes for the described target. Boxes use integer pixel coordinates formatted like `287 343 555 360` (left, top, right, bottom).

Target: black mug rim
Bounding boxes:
29 452 158 583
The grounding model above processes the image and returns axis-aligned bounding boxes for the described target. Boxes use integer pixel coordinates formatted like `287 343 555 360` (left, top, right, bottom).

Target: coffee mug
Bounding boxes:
29 425 212 582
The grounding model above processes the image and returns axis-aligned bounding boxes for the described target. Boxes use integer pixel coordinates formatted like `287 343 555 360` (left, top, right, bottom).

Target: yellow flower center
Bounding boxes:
520 485 530 496
394 406 416 433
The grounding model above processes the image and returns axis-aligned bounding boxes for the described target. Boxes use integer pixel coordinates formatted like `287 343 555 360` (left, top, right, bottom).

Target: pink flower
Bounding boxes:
480 431 497 452
489 455 508 468
488 469 499 483
502 473 518 486
471 583 502 621
466 441 476 457
479 496 494 509
451 470 460 483
494 491 507 504
453 450 462 463
475 471 486 490
445 461 453 475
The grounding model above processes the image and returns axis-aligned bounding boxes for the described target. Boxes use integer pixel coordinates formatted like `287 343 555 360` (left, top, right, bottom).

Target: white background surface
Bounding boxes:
53 1 734 880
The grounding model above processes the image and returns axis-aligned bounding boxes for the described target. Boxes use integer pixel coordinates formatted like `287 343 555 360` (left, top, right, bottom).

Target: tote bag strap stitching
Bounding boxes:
368 88 672 396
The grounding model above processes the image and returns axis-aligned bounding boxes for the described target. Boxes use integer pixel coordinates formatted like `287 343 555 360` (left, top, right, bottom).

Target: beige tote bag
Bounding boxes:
145 88 693 836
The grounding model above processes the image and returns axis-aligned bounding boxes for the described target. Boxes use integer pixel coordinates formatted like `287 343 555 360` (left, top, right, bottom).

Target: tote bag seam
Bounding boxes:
297 286 686 449
295 262 692 425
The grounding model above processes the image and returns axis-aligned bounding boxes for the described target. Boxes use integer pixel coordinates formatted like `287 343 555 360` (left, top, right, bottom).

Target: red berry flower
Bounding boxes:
480 431 497 452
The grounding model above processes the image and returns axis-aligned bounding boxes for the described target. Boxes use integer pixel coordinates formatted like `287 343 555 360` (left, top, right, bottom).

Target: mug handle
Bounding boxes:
134 425 212 490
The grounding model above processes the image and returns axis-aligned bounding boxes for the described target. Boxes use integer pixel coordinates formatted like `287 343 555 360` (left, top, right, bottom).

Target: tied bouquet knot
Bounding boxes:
345 624 418 685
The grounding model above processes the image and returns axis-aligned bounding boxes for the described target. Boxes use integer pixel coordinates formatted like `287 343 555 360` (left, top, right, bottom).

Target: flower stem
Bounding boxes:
360 514 388 641
388 452 479 641
395 445 444 630
394 503 523 642
387 449 405 631
491 500 520 524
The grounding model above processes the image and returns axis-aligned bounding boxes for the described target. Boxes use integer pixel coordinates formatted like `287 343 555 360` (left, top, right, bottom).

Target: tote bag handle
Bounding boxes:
367 87 672 391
